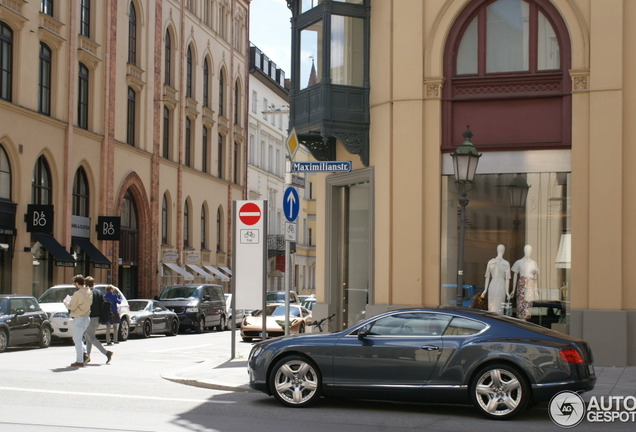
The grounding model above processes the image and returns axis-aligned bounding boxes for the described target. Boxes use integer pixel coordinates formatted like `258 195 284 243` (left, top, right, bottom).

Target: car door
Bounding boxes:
8 298 31 344
151 301 169 332
23 298 46 342
332 312 452 391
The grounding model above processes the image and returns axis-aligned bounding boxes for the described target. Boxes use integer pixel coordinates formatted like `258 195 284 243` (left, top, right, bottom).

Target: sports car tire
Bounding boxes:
39 326 52 348
269 355 321 408
118 318 130 341
471 363 529 420
142 320 152 338
167 319 179 336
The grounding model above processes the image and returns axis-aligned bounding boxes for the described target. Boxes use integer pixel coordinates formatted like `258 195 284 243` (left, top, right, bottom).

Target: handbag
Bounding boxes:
111 312 121 323
470 290 488 310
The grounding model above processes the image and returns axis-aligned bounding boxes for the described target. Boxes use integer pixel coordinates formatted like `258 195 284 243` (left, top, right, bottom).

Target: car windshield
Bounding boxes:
128 301 150 312
38 287 76 303
254 305 301 317
159 286 200 300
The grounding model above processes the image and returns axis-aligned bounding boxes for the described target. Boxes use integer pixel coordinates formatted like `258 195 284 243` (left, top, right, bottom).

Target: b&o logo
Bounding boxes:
549 390 586 428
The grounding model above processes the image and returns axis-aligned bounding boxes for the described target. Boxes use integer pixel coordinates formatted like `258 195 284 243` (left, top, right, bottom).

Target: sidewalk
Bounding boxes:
163 341 636 399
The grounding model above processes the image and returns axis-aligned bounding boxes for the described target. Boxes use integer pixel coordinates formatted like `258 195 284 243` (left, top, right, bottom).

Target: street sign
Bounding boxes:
286 127 300 160
283 187 299 222
291 174 305 189
238 202 261 226
285 222 297 242
290 161 352 173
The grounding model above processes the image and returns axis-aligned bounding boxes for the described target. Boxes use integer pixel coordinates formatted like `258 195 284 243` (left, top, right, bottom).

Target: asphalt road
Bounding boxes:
0 330 632 432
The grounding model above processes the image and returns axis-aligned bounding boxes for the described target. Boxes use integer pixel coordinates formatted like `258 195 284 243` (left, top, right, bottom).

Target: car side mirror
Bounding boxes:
358 324 371 339
153 307 162 312
14 309 25 316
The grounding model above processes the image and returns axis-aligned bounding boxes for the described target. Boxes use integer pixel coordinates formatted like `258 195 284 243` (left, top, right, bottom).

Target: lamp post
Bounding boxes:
509 174 530 229
451 126 481 308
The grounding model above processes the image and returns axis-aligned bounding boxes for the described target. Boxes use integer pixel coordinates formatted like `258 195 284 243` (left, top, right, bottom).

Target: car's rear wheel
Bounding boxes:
195 316 205 333
167 319 179 336
269 355 321 407
39 326 52 348
118 319 130 341
471 363 529 420
142 320 152 338
216 316 225 332
0 329 8 352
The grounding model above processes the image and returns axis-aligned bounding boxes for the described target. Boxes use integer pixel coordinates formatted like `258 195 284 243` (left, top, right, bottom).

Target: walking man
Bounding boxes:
83 276 113 365
64 274 92 368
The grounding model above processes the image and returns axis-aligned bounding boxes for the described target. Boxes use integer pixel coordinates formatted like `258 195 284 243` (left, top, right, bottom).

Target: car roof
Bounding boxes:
0 294 36 299
164 284 221 288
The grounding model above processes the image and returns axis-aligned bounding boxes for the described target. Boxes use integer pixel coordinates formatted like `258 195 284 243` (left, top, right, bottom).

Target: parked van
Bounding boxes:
158 284 226 333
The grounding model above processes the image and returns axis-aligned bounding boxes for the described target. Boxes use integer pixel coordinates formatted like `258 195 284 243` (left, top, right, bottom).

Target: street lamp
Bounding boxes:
508 174 530 229
451 125 481 307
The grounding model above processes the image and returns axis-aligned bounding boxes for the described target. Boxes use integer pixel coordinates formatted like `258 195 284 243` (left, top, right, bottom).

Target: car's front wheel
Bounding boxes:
269 355 321 408
118 319 130 341
167 319 179 336
142 320 152 338
471 363 529 420
39 326 52 348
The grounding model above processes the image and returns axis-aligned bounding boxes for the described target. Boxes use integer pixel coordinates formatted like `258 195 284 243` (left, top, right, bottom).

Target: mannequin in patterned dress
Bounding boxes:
481 244 511 314
511 245 539 320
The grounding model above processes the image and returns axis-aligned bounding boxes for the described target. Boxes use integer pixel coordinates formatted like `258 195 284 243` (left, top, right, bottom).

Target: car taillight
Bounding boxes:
560 348 584 364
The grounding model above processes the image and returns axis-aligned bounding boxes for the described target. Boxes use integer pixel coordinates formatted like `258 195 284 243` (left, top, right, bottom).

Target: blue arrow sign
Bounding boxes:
283 187 300 222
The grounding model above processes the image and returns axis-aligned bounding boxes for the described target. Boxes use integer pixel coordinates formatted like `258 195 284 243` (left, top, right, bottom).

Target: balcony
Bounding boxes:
268 235 295 258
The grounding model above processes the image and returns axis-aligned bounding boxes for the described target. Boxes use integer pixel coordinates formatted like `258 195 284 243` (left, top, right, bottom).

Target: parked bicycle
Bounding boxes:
311 313 336 333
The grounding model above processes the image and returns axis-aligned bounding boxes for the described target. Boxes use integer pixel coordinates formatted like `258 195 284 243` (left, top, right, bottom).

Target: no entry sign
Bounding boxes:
238 202 261 226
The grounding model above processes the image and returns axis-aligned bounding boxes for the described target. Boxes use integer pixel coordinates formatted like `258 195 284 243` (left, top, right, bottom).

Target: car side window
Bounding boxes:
443 316 487 336
26 298 40 312
368 313 451 336
10 299 26 313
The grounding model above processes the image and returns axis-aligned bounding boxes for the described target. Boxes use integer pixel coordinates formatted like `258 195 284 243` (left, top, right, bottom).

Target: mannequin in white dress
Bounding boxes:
481 244 511 314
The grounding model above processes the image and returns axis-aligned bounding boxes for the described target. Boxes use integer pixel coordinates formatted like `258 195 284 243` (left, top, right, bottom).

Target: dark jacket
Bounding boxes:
89 288 105 318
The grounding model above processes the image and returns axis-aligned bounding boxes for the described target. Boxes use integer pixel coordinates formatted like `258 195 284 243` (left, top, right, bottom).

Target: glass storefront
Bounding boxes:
441 168 571 330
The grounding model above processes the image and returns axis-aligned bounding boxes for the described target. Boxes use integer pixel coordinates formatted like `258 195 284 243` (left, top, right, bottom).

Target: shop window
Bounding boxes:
441 171 570 329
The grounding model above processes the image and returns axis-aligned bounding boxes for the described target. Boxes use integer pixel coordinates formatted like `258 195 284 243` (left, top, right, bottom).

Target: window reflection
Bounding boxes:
331 15 364 86
486 0 529 73
300 21 323 90
538 11 559 70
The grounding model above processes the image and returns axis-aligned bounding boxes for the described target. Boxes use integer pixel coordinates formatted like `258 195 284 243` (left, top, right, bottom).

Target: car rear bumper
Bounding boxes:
532 376 597 402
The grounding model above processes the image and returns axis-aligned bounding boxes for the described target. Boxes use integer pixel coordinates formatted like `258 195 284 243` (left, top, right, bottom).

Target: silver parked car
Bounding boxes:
127 299 179 338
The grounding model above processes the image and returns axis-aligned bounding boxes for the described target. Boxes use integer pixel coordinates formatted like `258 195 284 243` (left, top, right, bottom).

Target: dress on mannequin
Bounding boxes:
511 245 539 320
482 244 511 314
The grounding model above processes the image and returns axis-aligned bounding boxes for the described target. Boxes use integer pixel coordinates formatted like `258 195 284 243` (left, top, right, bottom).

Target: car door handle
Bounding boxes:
421 345 439 351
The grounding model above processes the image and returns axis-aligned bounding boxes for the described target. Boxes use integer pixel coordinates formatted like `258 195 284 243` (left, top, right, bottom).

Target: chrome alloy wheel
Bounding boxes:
272 358 320 407
474 366 526 418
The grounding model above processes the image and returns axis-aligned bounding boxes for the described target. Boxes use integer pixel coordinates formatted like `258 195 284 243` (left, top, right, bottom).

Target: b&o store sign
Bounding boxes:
26 205 54 233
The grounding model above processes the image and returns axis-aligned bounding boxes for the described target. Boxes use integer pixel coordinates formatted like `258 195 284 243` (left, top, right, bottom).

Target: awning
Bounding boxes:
187 264 216 280
72 237 111 269
32 233 76 267
163 263 194 280
204 265 230 281
220 266 233 276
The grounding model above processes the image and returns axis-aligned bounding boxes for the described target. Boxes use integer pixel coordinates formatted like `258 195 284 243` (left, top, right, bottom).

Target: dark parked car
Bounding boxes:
0 294 52 353
248 307 596 420
266 291 300 304
127 300 179 338
158 284 226 333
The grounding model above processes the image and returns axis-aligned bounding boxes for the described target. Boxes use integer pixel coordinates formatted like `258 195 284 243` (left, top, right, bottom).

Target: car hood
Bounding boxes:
39 302 67 313
158 300 198 308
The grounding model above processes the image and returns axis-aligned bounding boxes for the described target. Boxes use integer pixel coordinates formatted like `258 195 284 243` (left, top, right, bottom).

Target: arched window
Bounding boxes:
203 58 210 107
0 145 11 200
128 2 137 65
185 117 192 167
127 87 136 146
200 205 207 250
72 167 89 217
218 69 225 117
78 63 89 129
443 0 571 151
186 45 193 98
1 22 13 101
38 43 52 116
32 156 51 205
216 207 222 252
80 0 91 38
161 194 168 244
233 80 240 124
183 201 190 248
202 126 209 173
164 30 171 86
163 106 170 159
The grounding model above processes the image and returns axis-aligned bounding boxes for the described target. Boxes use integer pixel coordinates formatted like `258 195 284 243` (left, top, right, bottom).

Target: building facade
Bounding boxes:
247 44 317 296
288 0 636 366
0 0 249 300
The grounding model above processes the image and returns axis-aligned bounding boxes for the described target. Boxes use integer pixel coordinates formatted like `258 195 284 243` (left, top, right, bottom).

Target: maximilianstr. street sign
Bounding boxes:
290 161 352 173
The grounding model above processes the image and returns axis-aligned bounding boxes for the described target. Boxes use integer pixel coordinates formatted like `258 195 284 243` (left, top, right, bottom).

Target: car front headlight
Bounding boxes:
53 311 70 318
130 315 139 323
249 345 263 361
185 307 199 313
